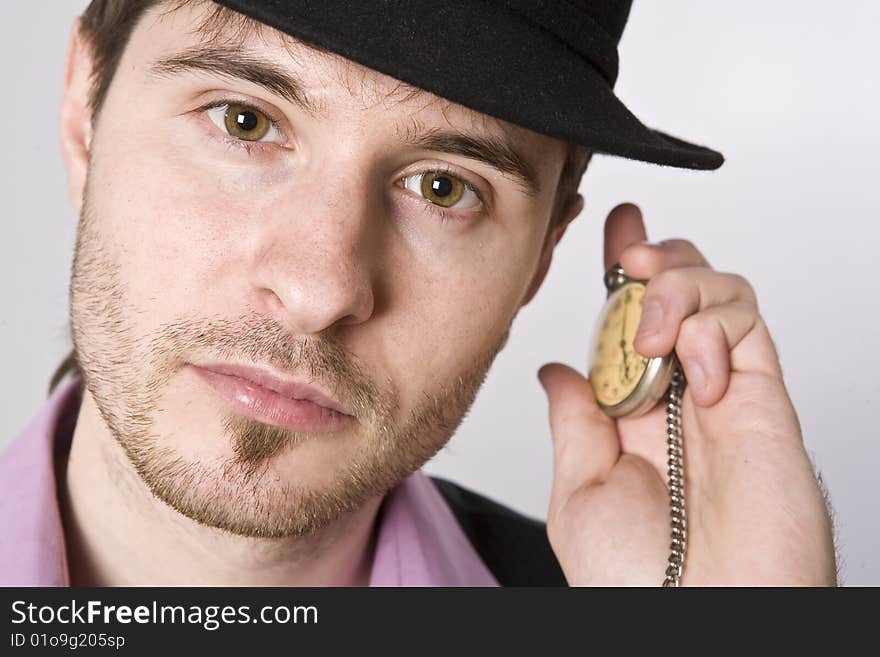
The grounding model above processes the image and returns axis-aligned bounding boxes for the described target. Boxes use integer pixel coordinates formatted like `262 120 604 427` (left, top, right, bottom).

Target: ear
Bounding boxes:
59 20 95 215
519 193 585 308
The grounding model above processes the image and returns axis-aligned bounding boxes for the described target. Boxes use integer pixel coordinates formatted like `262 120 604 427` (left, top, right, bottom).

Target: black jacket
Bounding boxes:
429 476 568 586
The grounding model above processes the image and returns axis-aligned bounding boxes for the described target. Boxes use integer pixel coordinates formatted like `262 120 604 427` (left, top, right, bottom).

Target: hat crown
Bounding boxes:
574 0 633 45
500 0 633 85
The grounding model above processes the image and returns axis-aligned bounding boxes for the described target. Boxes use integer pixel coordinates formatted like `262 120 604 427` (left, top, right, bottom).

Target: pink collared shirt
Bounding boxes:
0 377 499 587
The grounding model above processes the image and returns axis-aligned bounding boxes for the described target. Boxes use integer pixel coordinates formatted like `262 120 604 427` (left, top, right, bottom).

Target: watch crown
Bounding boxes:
604 263 628 292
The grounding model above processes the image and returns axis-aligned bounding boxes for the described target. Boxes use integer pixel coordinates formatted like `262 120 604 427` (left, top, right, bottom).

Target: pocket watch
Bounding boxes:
586 262 689 586
587 263 679 417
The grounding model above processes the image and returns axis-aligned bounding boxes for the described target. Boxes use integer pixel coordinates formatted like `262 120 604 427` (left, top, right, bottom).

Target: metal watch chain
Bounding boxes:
662 367 687 587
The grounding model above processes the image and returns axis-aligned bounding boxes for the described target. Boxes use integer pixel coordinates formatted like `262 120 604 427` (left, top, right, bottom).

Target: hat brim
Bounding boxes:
214 0 724 170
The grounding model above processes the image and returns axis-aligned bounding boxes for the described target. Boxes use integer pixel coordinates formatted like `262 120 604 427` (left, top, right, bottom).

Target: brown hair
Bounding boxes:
50 0 590 392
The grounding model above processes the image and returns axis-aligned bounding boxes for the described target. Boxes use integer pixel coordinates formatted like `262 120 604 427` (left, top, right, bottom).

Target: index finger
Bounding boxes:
620 239 712 280
604 203 648 272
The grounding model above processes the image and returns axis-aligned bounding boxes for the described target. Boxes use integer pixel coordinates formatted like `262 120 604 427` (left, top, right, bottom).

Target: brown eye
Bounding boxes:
223 103 271 141
402 169 483 214
420 172 465 208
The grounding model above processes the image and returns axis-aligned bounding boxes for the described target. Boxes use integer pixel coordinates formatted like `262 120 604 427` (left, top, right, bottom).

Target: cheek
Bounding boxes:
86 118 289 326
384 227 536 388
89 93 308 320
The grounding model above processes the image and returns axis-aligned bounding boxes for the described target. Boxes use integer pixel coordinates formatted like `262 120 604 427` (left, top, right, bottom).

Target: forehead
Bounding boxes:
136 0 563 164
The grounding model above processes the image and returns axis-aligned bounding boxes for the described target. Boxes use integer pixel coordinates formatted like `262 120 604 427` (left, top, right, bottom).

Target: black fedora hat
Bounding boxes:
212 0 724 170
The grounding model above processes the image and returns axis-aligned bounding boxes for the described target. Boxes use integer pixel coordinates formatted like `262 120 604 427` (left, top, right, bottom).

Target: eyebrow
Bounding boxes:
148 45 541 198
149 45 325 116
399 127 541 198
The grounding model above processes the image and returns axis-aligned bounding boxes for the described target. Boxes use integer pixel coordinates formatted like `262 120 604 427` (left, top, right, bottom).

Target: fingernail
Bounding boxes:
684 359 706 394
637 300 663 337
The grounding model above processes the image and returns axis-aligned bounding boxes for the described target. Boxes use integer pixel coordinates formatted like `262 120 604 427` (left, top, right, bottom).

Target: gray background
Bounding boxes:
2 2 877 584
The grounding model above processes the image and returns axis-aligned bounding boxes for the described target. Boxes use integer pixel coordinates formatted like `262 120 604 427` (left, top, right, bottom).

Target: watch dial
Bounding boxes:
588 282 650 407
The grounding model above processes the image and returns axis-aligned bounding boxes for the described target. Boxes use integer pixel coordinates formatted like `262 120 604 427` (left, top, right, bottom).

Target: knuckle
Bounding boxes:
664 237 709 265
729 298 758 318
725 271 758 304
662 237 695 252
648 268 694 308
676 313 714 351
652 267 687 291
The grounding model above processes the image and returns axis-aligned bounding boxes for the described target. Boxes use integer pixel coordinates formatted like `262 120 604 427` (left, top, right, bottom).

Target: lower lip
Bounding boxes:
190 366 354 432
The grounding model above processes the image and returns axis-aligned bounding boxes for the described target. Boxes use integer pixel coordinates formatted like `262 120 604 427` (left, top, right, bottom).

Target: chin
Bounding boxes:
126 405 373 538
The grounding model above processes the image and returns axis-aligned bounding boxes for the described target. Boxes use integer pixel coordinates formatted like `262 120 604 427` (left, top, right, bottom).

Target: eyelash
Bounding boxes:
196 98 487 222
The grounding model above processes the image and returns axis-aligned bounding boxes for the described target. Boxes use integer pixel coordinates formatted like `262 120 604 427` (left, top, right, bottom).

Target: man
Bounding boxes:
0 0 836 586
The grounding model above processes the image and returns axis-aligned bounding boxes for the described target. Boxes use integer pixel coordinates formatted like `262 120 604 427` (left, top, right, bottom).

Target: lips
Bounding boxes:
189 362 354 432
196 362 351 414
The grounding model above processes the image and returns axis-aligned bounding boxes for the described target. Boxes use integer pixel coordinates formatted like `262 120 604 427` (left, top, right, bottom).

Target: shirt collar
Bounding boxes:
0 377 498 587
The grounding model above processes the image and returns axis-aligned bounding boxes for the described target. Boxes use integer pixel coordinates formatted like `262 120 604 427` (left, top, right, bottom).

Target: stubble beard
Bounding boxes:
68 182 511 539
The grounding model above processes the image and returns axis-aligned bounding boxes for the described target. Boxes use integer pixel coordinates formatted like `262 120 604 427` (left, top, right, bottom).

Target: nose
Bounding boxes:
249 167 380 336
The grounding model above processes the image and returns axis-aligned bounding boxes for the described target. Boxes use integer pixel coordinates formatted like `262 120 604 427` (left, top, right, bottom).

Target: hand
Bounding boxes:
538 203 837 586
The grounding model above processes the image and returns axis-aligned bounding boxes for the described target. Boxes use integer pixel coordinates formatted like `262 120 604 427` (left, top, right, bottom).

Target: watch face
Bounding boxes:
588 282 651 407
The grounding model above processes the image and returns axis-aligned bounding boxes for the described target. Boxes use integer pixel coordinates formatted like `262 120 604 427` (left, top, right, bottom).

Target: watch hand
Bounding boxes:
619 304 630 382
619 341 630 383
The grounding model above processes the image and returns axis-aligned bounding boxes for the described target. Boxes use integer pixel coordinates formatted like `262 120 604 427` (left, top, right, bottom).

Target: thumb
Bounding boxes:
538 362 621 505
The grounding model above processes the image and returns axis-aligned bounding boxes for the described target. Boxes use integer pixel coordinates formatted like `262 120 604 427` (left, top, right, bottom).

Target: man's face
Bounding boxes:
69 1 569 538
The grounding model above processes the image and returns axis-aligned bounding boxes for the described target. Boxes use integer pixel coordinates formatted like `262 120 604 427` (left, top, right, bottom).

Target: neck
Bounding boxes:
57 391 383 586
